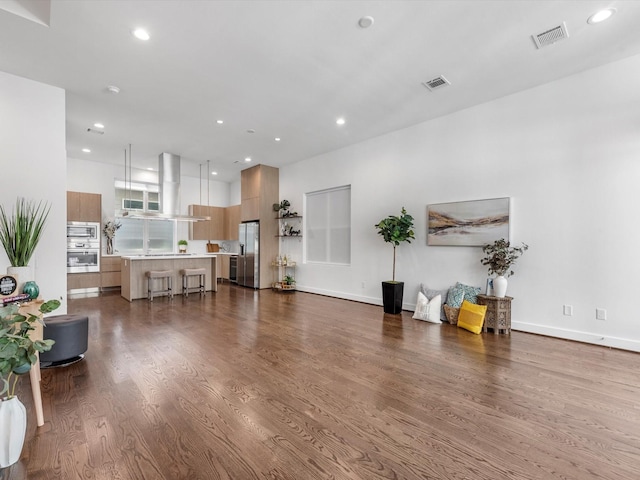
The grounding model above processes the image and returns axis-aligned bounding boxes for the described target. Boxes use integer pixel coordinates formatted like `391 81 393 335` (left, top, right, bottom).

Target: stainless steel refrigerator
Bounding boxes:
238 221 259 288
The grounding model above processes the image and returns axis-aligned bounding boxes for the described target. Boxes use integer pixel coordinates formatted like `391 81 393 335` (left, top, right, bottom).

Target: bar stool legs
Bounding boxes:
146 270 173 301
180 268 206 297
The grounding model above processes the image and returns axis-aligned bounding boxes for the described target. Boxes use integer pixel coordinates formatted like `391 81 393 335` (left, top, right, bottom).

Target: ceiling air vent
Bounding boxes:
422 75 450 92
532 22 569 49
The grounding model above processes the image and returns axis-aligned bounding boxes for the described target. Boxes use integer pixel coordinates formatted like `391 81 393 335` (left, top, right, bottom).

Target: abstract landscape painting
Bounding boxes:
428 197 510 246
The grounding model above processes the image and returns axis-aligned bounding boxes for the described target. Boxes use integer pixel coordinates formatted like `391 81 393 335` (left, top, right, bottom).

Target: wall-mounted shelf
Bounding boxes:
277 215 302 237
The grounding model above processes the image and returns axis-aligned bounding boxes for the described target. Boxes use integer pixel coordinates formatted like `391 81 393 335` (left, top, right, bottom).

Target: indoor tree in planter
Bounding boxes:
375 207 415 314
0 298 59 468
0 197 50 291
480 238 528 298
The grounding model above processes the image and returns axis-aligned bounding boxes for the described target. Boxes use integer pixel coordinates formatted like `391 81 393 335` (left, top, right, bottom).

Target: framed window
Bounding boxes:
113 181 174 254
305 185 351 265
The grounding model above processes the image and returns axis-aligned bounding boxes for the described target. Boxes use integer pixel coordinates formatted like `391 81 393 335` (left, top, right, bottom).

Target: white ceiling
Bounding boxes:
2 0 640 182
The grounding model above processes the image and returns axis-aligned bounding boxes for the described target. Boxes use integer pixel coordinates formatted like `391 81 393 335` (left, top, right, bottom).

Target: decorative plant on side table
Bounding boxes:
375 207 415 314
103 220 121 255
0 197 50 292
0 298 59 468
480 238 528 298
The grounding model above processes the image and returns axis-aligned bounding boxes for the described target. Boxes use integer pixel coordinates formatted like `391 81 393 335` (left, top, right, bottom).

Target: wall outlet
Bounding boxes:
563 305 573 316
596 308 607 321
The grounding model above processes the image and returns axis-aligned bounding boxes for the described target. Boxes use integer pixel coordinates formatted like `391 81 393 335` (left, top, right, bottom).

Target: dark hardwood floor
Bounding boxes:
3 284 640 479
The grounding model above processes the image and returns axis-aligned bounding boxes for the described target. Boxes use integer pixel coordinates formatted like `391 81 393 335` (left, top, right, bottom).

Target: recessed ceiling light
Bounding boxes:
82 148 91 153
132 28 150 41
336 117 346 125
211 171 218 175
147 168 154 171
244 157 252 162
93 123 104 129
358 16 374 28
274 137 281 142
588 8 616 24
216 120 224 124
106 85 120 94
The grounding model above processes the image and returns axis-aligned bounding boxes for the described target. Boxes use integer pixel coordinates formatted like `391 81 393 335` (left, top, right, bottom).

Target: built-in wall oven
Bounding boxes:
67 222 100 273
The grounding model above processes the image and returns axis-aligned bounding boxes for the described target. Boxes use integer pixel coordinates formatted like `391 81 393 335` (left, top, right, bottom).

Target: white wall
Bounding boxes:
0 71 67 312
281 53 640 352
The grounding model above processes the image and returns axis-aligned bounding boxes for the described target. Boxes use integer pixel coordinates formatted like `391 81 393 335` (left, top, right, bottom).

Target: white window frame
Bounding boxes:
304 185 351 265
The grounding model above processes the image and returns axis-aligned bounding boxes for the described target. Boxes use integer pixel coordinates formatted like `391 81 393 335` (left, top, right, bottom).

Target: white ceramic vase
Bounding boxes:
493 275 508 298
6 266 34 295
0 396 27 468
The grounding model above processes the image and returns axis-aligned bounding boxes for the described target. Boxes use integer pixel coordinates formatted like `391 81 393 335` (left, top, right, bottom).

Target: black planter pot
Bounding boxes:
382 281 404 314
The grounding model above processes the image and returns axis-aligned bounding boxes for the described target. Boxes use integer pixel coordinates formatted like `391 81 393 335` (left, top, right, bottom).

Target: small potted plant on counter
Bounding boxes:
374 207 415 314
178 239 188 253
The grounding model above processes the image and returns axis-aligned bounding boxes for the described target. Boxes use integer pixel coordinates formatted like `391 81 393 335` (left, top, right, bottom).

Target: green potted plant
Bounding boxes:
375 207 415 314
0 198 50 290
1 298 59 468
178 239 188 253
480 238 528 298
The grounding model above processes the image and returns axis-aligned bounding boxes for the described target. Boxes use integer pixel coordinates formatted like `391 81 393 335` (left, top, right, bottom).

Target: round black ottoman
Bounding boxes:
39 314 89 368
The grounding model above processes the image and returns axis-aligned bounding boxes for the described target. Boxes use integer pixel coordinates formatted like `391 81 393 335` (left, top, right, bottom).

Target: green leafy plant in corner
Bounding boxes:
481 238 529 277
0 299 60 398
178 239 188 246
0 197 50 267
284 275 295 285
374 207 415 282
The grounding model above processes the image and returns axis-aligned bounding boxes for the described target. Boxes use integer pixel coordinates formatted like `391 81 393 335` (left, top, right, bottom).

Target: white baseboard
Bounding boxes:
511 321 640 353
292 287 640 353
296 285 382 306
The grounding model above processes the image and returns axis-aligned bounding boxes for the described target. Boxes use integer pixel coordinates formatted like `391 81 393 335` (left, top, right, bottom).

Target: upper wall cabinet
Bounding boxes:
240 164 279 222
224 205 241 241
67 191 101 222
188 205 225 241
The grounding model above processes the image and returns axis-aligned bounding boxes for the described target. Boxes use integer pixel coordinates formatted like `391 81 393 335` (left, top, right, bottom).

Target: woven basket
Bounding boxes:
443 305 460 325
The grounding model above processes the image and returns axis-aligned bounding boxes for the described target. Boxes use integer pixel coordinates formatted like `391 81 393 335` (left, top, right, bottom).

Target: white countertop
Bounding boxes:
122 253 238 260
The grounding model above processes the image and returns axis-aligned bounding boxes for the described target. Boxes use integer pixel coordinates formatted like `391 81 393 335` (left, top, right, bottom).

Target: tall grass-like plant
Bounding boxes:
0 198 51 267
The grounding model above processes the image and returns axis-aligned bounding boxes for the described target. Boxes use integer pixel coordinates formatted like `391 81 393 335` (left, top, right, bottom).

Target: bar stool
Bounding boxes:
146 270 173 301
180 268 206 297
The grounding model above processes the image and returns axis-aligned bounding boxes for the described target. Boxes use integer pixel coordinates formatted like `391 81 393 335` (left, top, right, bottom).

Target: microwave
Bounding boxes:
67 222 100 247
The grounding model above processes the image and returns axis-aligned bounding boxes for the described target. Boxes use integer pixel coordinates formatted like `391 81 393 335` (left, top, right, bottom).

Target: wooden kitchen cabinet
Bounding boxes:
241 165 261 200
67 191 101 222
217 255 230 280
67 273 101 290
239 164 279 289
224 205 241 240
188 205 225 240
101 256 121 289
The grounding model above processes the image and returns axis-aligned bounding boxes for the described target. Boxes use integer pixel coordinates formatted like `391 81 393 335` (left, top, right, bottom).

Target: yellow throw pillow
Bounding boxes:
457 300 487 334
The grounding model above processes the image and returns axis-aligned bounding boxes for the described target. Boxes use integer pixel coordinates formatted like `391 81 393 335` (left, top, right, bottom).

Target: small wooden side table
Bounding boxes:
477 294 513 334
17 300 45 427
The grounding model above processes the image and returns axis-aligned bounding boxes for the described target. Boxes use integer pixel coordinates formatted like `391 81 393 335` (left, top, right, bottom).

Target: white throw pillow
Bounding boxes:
412 292 442 324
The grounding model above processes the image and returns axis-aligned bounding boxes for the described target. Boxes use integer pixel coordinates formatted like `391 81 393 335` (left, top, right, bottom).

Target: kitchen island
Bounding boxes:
120 254 217 301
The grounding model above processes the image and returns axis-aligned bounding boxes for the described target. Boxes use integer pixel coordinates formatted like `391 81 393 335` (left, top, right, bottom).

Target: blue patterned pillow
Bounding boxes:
446 285 465 308
456 282 481 304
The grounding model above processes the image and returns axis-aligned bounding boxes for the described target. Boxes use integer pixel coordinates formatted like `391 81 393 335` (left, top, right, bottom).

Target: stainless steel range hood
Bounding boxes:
122 152 210 222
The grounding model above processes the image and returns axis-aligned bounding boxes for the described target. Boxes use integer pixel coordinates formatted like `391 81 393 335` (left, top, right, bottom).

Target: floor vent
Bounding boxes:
532 22 569 49
422 75 450 92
